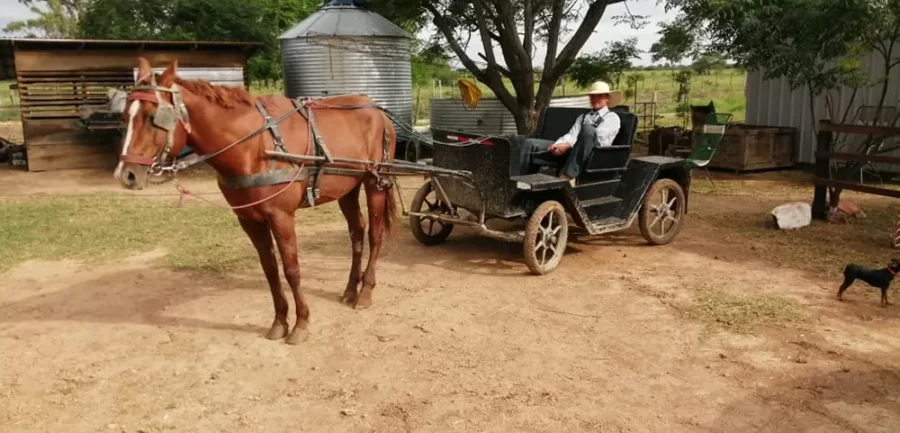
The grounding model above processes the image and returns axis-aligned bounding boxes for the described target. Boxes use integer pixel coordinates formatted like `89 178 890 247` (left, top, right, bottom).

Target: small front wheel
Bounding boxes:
523 200 568 275
410 180 454 246
639 178 686 245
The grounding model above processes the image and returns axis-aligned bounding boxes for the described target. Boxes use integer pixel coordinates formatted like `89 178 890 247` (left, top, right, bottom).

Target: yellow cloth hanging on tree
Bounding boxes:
457 78 482 109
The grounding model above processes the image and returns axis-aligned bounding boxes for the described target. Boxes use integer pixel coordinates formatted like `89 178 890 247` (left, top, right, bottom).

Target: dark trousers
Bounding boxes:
520 135 593 179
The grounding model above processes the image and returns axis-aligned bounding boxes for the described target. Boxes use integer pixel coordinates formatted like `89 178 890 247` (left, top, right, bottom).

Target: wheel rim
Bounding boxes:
647 186 680 238
533 209 564 268
419 187 451 236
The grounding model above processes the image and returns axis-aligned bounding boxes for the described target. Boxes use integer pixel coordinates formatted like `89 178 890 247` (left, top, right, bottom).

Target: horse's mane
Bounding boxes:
174 77 255 108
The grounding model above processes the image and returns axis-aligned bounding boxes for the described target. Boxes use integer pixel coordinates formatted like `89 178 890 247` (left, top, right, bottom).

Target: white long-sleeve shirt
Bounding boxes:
557 107 621 147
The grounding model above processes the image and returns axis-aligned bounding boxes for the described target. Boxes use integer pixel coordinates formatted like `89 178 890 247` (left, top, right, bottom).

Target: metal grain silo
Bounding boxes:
279 0 413 127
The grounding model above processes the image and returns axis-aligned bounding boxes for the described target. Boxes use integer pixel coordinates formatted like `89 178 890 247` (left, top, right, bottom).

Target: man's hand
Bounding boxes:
549 141 571 156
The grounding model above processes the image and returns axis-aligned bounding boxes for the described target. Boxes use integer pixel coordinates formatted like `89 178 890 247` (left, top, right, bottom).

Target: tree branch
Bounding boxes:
425 2 517 119
478 52 511 77
425 4 486 81
549 0 620 80
493 0 531 68
523 0 534 57
542 0 565 73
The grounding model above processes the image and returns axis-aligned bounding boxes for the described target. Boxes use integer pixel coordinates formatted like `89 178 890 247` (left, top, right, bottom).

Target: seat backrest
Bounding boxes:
535 107 590 141
687 112 732 167
583 110 638 171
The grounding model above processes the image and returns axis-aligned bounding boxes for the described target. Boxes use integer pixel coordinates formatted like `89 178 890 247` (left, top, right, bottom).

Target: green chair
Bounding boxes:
682 112 732 186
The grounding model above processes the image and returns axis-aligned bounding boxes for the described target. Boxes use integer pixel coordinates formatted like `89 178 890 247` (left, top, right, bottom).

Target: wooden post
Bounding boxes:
812 127 833 220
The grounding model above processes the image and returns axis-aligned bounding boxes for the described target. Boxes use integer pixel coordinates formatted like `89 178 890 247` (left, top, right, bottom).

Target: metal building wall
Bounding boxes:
745 49 900 165
430 96 591 136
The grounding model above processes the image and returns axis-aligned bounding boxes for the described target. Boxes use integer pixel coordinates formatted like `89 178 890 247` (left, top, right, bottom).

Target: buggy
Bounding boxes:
407 106 691 274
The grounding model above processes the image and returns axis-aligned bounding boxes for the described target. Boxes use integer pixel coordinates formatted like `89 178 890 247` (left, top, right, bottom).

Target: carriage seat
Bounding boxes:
529 106 637 180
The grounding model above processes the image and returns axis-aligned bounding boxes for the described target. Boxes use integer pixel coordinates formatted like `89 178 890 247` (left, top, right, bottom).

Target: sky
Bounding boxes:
0 0 675 66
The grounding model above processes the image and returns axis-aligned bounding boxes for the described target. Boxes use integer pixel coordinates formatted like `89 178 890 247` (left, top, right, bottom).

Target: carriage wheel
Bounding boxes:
523 200 568 275
639 178 686 245
410 180 454 246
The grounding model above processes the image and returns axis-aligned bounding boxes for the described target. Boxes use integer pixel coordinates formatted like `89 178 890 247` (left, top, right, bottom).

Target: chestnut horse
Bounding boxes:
114 58 398 345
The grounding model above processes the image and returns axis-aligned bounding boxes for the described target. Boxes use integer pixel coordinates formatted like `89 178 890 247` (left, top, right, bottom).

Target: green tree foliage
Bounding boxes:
4 0 84 37
691 53 727 76
369 0 635 134
648 21 694 66
77 0 320 83
568 37 641 89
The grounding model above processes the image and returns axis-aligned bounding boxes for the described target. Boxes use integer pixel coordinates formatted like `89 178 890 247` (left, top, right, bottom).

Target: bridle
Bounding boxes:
119 74 193 175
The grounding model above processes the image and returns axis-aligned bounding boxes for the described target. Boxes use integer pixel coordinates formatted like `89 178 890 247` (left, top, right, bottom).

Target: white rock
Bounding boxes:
771 202 812 230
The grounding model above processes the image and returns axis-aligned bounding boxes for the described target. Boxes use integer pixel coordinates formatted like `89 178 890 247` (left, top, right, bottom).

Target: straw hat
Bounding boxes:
586 81 623 107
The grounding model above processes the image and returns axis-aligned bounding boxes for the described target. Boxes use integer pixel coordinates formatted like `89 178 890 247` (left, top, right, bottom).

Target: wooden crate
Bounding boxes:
708 124 797 172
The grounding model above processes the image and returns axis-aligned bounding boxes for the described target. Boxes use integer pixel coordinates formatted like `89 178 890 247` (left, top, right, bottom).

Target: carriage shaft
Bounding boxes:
265 150 470 178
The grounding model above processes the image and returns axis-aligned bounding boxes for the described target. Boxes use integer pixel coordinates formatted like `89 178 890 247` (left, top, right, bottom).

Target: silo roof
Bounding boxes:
278 0 411 39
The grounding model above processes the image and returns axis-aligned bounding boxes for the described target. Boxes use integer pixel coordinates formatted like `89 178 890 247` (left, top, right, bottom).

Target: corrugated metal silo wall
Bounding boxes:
141 67 246 87
281 36 413 125
430 96 590 135
745 49 900 170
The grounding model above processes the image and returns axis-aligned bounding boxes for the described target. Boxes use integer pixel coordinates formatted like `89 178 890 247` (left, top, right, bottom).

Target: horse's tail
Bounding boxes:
382 112 399 237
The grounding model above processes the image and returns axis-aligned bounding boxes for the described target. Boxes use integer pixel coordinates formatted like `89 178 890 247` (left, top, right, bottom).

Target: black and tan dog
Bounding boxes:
837 258 900 307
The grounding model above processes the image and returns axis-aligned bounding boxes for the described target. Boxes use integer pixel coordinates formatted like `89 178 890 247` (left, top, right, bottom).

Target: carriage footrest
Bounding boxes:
511 173 569 191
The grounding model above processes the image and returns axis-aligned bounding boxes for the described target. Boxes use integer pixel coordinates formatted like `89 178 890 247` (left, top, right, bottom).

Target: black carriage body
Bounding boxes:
430 106 690 234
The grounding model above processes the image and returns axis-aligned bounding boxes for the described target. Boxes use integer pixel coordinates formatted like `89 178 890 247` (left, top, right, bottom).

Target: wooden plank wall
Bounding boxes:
14 48 248 171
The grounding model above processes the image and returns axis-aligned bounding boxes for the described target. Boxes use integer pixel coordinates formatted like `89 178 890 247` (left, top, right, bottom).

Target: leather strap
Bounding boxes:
218 168 307 189
120 154 156 166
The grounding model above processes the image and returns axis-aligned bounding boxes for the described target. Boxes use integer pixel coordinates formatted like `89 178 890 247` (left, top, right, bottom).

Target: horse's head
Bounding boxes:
114 57 192 190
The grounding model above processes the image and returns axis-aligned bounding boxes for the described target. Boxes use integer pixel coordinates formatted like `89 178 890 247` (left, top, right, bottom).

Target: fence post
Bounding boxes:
812 126 832 220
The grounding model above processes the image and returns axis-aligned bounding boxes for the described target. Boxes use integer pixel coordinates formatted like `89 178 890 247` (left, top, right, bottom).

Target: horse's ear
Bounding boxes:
159 60 178 86
137 57 152 83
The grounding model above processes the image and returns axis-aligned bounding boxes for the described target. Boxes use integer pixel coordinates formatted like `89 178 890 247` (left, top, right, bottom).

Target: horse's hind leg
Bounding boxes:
356 180 389 309
338 184 366 305
238 218 289 340
269 212 311 345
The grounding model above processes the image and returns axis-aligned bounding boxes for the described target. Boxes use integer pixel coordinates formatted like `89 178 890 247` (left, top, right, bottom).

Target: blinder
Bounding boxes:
119 74 192 170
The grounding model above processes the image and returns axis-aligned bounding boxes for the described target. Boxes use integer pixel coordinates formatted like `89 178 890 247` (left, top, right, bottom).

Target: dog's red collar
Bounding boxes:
890 268 897 277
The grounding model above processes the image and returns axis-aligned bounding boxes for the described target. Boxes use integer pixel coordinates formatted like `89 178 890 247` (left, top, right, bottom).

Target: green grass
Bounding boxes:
0 81 18 122
0 196 340 273
0 67 747 127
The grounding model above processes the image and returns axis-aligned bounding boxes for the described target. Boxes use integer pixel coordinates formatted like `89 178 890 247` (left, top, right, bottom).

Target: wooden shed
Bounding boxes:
0 38 260 171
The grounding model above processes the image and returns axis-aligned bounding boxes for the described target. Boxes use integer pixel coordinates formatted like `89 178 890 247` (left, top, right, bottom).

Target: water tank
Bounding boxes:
279 0 413 128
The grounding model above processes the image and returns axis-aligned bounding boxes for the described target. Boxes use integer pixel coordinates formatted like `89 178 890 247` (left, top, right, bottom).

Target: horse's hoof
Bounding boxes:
354 298 373 310
286 328 309 345
340 292 358 306
266 322 289 340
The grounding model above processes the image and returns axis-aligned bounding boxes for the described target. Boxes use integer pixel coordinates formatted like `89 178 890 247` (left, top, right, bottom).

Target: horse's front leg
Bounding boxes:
269 212 311 345
238 218 289 340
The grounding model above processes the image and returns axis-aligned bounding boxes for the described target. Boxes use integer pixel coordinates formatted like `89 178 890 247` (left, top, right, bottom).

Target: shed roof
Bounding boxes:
278 0 410 40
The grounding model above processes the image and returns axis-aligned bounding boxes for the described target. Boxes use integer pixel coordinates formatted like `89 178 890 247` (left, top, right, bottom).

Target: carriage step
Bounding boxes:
582 196 623 221
591 217 628 233
575 179 620 201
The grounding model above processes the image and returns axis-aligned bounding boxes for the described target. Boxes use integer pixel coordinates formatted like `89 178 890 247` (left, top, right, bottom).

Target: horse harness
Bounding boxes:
123 79 394 207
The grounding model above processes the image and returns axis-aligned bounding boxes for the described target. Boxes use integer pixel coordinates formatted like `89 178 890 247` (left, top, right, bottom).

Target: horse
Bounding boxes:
113 58 398 345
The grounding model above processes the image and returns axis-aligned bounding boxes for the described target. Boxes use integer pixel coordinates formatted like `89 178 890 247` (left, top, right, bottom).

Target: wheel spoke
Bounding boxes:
666 196 677 210
541 243 548 265
650 212 663 228
428 219 436 235
424 197 434 209
660 188 669 207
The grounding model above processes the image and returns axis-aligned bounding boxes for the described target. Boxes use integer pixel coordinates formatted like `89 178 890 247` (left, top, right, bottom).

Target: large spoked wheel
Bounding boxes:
410 180 455 246
523 200 569 275
639 178 686 245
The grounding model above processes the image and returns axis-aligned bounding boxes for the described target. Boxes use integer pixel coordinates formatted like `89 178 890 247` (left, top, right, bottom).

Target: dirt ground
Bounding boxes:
2 167 900 433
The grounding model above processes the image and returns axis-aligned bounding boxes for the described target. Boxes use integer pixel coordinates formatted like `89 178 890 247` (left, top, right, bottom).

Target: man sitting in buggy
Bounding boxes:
520 81 622 185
